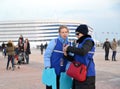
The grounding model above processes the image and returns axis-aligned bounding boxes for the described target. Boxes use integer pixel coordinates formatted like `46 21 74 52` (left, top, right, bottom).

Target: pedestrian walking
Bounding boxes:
111 38 117 61
44 42 48 49
103 38 112 61
40 43 44 55
6 40 15 71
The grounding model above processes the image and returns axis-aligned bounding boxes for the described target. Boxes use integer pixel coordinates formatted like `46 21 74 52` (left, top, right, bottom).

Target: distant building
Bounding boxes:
0 20 93 48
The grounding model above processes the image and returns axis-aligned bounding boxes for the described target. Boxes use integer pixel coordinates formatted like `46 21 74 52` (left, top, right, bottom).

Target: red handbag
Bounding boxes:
67 61 91 82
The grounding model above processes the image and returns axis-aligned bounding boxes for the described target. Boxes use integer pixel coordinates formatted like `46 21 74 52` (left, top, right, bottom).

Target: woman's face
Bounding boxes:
19 39 22 43
76 32 83 39
59 28 69 39
25 39 28 43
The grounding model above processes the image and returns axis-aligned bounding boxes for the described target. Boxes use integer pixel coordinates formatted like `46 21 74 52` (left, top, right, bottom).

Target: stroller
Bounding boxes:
18 52 25 64
14 54 20 69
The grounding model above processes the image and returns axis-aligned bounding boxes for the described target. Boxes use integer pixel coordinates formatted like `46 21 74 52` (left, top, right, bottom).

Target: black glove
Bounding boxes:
64 55 74 62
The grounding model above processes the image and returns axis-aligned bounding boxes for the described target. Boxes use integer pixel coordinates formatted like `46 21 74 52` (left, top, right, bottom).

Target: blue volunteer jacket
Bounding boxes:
74 38 96 76
44 36 69 75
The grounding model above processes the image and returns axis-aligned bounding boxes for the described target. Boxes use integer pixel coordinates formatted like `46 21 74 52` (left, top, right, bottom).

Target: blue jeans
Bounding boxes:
6 55 14 69
112 51 116 61
25 53 29 64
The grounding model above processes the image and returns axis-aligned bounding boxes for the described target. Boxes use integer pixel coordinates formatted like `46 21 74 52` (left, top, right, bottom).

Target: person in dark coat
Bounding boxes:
24 38 31 64
103 38 112 61
63 24 96 89
2 42 7 58
18 38 24 64
44 42 48 49
40 43 44 55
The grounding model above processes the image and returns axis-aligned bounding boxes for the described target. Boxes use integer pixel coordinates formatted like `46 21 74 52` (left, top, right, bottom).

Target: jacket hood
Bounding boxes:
7 43 13 47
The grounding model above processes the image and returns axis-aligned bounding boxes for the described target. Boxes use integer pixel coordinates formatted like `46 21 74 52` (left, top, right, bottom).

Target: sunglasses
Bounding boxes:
76 33 79 35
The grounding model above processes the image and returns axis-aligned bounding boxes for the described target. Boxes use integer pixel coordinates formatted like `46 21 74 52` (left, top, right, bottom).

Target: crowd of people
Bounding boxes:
1 35 31 71
0 24 119 89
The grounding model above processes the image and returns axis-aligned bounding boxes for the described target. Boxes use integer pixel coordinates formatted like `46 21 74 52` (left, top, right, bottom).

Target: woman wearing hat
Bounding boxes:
63 24 96 89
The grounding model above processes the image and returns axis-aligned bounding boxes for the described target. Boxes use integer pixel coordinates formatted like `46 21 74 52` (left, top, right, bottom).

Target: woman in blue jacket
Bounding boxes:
44 25 69 89
63 24 96 89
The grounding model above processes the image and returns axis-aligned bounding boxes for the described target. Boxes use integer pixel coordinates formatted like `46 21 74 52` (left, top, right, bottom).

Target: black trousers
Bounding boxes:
46 76 60 89
72 76 95 89
105 49 109 60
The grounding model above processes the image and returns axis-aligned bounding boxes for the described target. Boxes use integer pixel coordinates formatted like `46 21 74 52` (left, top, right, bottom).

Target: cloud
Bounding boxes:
0 0 120 21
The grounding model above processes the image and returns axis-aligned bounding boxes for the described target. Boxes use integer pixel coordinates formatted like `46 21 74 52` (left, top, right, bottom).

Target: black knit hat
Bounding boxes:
76 24 88 35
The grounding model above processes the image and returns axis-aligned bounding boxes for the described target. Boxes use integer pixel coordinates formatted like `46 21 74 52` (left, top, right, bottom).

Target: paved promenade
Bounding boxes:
0 47 120 89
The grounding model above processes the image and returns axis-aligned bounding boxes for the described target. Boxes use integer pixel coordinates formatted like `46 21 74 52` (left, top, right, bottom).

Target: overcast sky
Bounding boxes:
0 0 120 42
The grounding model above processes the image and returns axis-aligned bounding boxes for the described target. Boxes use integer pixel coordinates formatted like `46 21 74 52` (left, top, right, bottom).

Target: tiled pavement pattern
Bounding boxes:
0 47 120 89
